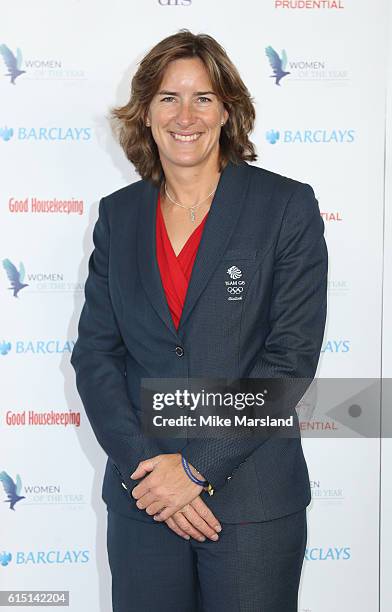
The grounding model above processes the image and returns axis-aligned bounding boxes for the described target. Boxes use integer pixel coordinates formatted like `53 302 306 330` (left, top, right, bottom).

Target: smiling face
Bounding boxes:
146 57 229 172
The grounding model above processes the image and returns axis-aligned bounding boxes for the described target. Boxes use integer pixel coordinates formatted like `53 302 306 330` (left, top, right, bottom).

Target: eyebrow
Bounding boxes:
157 90 216 96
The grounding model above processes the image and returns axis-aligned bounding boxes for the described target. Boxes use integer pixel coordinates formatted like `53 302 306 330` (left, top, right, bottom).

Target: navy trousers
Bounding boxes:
106 506 307 612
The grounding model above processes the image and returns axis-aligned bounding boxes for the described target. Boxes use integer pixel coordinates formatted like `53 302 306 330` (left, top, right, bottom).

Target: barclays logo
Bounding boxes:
0 550 90 565
266 129 355 144
321 340 350 353
305 547 351 561
0 127 91 141
0 551 12 566
0 341 11 355
266 130 280 144
0 127 13 141
0 340 75 355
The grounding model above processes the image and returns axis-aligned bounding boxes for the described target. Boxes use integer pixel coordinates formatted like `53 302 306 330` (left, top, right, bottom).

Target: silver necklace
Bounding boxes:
164 181 218 223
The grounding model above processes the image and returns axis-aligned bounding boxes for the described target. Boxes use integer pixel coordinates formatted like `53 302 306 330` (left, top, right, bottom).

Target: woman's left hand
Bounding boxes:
130 453 204 521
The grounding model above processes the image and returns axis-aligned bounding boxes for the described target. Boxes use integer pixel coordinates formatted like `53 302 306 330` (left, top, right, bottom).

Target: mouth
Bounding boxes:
169 132 202 143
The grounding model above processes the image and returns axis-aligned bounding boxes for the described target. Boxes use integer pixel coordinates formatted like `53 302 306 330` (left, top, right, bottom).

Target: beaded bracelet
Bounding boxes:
181 455 208 487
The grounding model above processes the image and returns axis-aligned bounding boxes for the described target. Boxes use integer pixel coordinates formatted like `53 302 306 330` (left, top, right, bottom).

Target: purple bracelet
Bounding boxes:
181 455 208 487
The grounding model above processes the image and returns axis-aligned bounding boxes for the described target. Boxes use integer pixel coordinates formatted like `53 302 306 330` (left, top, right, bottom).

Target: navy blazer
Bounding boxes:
71 160 328 523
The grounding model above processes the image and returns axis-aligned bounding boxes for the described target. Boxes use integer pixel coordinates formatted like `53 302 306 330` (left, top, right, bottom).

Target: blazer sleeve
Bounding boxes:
70 197 161 489
182 182 328 491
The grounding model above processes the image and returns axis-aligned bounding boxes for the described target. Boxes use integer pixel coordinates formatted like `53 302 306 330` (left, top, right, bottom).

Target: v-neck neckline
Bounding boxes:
158 193 209 259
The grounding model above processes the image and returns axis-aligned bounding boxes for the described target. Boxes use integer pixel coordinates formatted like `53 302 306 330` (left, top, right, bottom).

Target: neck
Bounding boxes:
160 155 221 206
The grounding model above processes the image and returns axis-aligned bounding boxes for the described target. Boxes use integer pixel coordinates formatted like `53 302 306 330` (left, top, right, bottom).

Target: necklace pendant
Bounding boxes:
190 208 196 223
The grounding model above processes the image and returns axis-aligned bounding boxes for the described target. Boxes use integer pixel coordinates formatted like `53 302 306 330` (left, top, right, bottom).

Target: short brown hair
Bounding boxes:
110 29 257 186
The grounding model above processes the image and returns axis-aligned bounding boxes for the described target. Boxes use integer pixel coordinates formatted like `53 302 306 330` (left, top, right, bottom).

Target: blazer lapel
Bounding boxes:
137 178 180 340
178 161 251 332
136 160 251 339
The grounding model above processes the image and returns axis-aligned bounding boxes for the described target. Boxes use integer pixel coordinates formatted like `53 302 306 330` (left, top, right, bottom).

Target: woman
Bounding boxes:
71 30 328 612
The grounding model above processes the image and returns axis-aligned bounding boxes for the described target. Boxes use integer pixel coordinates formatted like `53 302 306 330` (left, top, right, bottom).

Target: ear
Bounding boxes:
145 109 152 127
222 107 229 125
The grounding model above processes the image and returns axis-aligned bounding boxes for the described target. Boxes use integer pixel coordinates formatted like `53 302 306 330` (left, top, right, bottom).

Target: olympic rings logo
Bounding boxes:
227 287 244 294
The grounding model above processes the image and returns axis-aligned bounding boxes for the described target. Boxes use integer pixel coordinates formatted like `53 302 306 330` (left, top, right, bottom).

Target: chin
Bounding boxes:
174 157 204 167
166 149 214 168
162 153 204 168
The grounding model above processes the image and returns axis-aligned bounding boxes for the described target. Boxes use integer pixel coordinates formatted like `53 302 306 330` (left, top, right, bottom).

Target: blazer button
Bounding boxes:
175 346 184 357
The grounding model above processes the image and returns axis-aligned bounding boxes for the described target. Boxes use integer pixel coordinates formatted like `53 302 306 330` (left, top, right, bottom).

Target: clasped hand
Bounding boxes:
130 453 221 541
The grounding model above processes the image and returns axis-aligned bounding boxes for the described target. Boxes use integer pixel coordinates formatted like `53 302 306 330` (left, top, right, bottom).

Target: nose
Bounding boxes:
175 100 195 127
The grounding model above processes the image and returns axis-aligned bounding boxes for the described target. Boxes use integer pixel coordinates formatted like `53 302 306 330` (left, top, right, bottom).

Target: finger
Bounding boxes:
135 492 155 510
146 501 166 516
130 465 152 479
172 512 207 542
165 517 190 540
131 474 156 499
131 482 148 499
130 458 157 480
153 505 178 522
191 497 222 532
182 505 219 541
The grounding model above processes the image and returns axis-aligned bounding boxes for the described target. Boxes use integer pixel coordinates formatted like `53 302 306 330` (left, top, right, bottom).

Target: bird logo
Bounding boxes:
0 341 11 356
0 472 26 511
2 259 29 297
0 126 14 141
265 129 280 145
0 44 26 84
265 46 290 86
0 551 12 566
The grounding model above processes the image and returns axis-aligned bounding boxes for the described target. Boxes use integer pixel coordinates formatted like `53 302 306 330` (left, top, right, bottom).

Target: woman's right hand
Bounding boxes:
164 496 222 542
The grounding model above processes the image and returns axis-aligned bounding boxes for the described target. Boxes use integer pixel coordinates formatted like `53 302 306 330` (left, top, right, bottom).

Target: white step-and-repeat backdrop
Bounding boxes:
1 1 390 610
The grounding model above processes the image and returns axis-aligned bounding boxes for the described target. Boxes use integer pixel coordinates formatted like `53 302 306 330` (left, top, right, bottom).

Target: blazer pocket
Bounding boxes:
222 249 258 261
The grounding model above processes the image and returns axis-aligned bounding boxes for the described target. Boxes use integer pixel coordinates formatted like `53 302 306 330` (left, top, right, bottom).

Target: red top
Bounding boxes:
156 193 208 330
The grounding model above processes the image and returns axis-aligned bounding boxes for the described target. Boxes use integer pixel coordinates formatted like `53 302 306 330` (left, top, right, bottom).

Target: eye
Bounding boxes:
198 96 212 103
160 96 176 103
